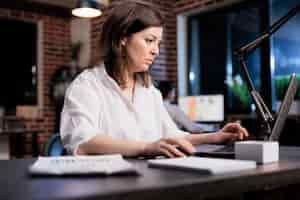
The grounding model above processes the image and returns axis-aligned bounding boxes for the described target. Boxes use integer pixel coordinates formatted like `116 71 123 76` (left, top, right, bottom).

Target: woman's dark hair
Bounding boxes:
157 80 175 99
99 0 164 88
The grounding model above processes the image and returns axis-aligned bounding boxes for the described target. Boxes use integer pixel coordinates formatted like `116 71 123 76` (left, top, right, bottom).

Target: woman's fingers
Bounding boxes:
159 147 175 158
241 127 249 137
160 143 186 157
160 138 197 157
223 123 249 140
175 140 196 155
223 123 241 131
235 126 249 140
222 132 238 141
166 138 196 155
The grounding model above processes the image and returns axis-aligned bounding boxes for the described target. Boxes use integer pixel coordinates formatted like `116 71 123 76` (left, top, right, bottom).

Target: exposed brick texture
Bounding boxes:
0 4 72 157
174 0 222 13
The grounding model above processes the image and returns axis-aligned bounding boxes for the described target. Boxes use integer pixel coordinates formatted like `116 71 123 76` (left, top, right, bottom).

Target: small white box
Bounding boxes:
235 141 279 164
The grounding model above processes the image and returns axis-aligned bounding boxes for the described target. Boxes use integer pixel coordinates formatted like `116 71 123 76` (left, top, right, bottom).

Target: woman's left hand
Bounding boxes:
212 122 249 144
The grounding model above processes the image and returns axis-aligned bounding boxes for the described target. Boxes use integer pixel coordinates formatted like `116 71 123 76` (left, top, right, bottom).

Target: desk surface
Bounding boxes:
2 147 300 200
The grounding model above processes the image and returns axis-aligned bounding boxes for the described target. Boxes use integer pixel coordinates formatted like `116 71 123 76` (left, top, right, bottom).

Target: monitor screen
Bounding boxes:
178 95 224 122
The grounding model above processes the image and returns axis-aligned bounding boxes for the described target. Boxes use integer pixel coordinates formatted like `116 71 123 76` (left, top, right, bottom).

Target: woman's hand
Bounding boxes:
212 122 249 144
142 137 196 158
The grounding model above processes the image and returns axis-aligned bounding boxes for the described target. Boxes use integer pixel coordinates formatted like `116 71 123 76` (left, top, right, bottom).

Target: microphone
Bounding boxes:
234 3 300 140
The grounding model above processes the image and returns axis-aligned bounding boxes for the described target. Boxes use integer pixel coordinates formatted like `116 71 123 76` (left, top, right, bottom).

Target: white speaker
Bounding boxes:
235 141 279 164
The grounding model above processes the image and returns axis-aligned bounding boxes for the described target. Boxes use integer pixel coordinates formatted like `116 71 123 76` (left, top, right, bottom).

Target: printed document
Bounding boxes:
29 154 137 175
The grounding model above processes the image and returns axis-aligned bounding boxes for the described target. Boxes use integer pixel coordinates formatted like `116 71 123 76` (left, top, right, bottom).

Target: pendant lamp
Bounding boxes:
72 0 102 18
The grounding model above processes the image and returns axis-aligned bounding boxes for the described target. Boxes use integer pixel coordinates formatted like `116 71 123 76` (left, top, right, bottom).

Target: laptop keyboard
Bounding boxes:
213 144 235 153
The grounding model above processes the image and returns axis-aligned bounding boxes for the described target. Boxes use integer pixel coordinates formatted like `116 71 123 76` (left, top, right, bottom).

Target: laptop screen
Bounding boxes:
269 73 298 141
178 95 224 122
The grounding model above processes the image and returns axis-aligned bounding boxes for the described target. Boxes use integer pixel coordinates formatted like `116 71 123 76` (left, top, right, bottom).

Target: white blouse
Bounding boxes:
60 64 188 154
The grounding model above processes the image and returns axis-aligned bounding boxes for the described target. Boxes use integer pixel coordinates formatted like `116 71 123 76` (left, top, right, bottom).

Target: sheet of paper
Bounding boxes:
29 154 137 175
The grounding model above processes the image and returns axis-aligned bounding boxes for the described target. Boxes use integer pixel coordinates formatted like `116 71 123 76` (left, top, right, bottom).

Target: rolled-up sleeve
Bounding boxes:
60 79 103 155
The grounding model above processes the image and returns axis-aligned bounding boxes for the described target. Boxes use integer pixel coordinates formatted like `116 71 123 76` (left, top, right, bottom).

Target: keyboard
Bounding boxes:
194 144 235 158
148 156 256 174
213 144 235 153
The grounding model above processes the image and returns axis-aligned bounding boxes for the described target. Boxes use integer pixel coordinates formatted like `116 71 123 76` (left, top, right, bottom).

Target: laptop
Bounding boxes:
194 73 298 158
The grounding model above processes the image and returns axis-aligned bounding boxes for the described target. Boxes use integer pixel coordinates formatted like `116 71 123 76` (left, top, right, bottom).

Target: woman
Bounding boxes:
60 0 248 158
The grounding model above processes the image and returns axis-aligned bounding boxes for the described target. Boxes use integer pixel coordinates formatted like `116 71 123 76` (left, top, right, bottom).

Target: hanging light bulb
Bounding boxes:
72 0 102 18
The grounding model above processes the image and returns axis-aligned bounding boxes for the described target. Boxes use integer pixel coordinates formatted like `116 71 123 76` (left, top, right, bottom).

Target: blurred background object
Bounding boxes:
72 0 103 18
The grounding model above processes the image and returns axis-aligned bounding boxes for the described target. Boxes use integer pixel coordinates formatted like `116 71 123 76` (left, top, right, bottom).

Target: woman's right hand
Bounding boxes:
142 137 196 158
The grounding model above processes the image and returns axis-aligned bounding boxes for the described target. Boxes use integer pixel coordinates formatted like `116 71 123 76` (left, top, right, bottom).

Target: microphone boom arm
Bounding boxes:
238 55 273 139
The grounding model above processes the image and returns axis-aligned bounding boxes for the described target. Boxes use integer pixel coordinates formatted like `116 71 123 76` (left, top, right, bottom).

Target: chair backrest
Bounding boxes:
43 133 66 156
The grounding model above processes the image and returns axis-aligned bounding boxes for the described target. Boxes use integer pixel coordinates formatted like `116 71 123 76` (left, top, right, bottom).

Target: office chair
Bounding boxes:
43 133 66 156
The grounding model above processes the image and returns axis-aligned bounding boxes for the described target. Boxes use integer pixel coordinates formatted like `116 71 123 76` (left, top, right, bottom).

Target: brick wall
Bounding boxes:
174 0 221 13
0 3 72 157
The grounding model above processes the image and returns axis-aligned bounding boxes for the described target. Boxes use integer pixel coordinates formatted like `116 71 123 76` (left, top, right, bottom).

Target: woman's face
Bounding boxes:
122 26 163 73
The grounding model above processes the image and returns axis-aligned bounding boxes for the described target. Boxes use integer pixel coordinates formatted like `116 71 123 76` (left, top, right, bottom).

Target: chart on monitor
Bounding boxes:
178 95 224 122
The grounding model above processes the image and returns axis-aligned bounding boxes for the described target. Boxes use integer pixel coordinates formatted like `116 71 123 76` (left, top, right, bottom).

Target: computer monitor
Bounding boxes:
178 95 224 122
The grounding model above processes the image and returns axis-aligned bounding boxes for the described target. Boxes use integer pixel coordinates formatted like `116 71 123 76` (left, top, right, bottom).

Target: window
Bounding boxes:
270 0 300 109
0 19 37 112
180 0 300 115
187 1 267 114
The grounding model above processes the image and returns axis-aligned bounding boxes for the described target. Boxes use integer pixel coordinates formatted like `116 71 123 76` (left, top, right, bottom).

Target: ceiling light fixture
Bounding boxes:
72 0 102 18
